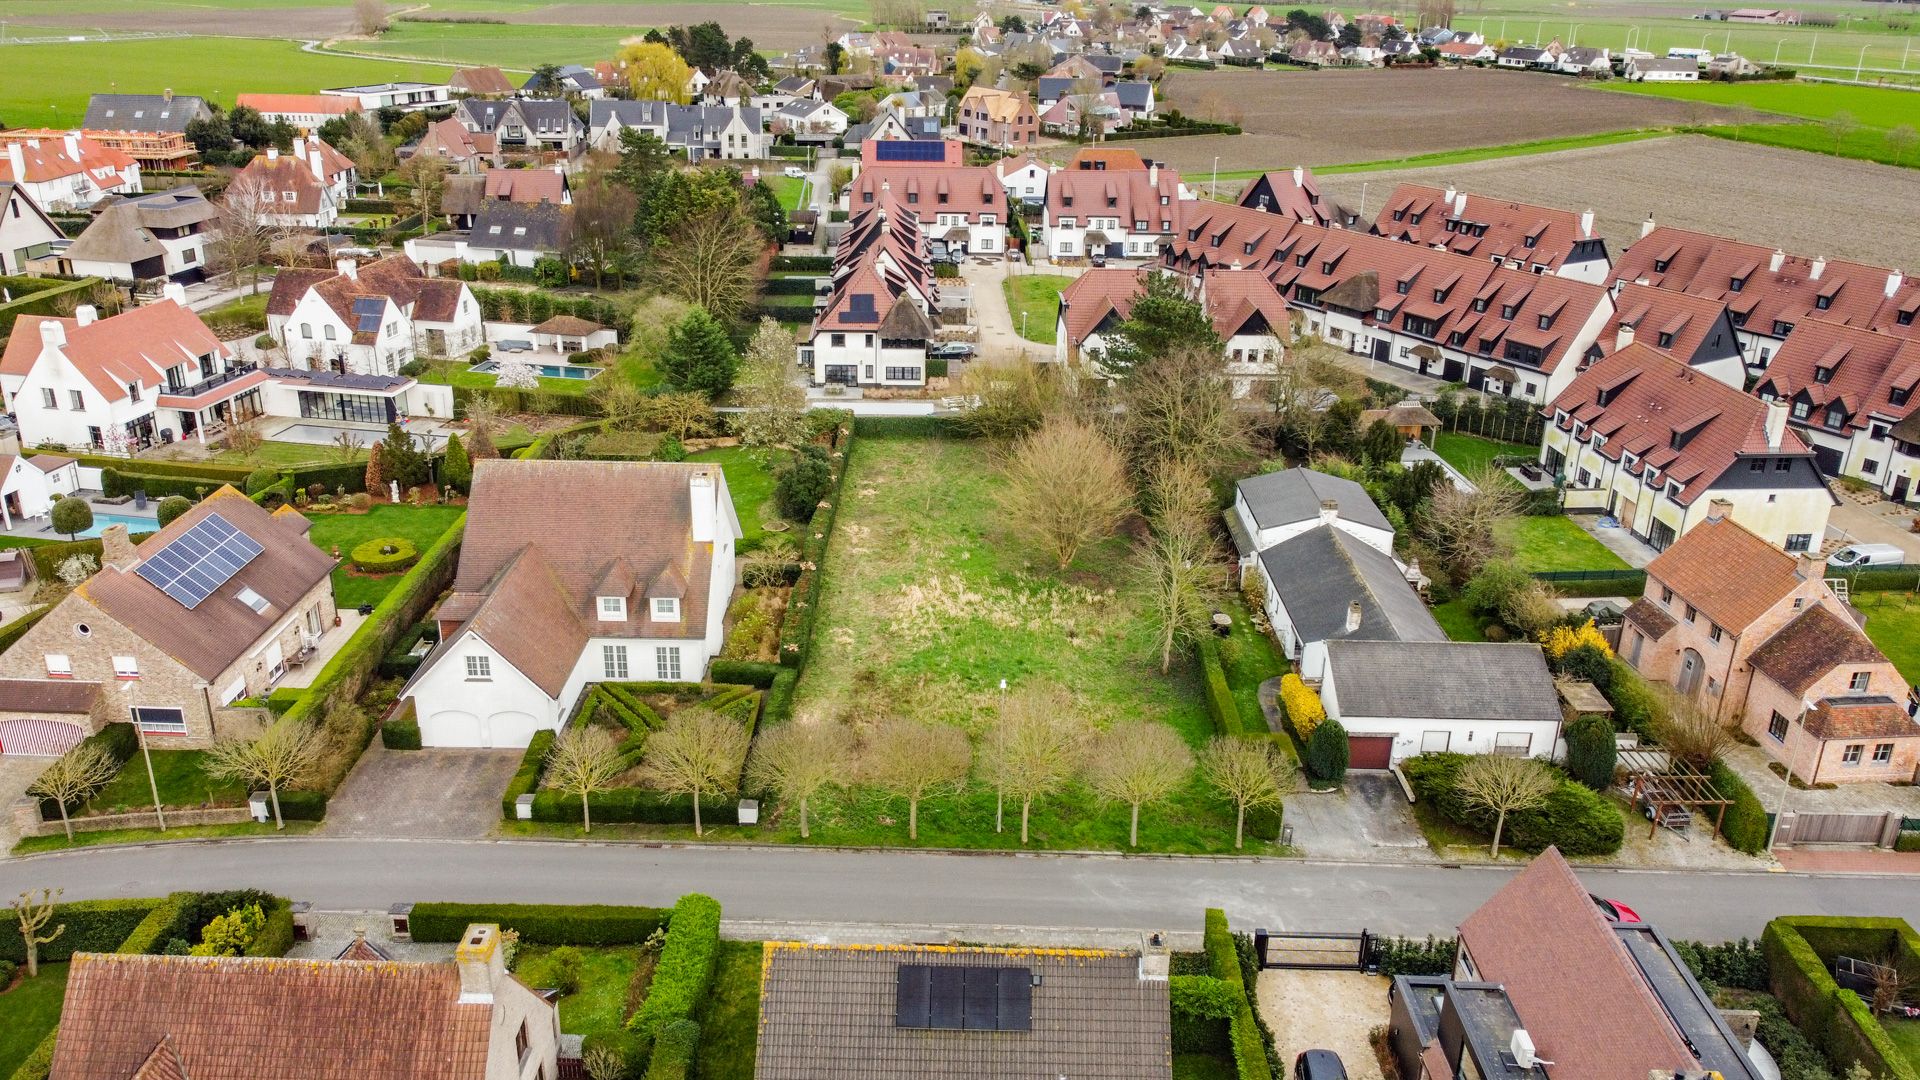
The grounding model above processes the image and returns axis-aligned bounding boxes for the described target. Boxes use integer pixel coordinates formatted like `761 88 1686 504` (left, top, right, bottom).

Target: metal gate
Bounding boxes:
1254 929 1377 971
1783 812 1898 846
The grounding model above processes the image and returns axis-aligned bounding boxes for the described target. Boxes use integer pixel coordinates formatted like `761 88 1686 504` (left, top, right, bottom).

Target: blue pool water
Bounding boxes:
70 511 160 539
471 359 602 380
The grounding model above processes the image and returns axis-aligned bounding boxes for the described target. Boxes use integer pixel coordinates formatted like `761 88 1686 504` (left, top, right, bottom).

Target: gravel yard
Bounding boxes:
1314 134 1920 271
1256 969 1390 1080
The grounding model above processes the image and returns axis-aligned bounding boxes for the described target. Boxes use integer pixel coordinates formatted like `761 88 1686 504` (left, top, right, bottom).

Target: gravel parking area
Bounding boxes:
1256 969 1389 1080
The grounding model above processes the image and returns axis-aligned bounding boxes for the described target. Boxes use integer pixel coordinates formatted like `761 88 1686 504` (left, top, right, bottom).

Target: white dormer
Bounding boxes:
598 595 627 621
651 596 680 622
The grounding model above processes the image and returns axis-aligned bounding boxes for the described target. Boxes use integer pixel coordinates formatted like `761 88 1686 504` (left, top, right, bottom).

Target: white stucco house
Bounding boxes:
994 154 1052 208
403 460 741 749
0 452 81 528
1319 640 1565 768
267 255 483 374
1229 467 1395 564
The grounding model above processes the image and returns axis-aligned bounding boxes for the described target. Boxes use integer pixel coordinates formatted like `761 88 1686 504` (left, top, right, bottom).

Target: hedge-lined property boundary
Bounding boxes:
1204 908 1273 1080
774 414 856 675
409 902 672 945
1762 916 1920 1080
630 893 722 1038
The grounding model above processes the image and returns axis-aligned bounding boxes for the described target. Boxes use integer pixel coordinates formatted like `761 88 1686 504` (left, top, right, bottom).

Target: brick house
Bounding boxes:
51 923 558 1080
1621 513 1916 781
0 489 336 753
955 87 1037 149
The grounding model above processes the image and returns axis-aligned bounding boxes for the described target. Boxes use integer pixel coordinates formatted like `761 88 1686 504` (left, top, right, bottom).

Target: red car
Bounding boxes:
1592 894 1642 923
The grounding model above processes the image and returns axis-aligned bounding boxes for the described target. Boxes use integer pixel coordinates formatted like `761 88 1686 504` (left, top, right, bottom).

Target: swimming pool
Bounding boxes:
471 359 603 380
69 511 160 539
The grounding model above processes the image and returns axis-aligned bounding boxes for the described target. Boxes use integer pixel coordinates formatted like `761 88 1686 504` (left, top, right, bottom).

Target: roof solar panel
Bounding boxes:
353 297 384 332
996 968 1033 1031
961 967 1000 1030
927 967 965 1029
895 965 932 1028
133 513 264 610
875 140 943 162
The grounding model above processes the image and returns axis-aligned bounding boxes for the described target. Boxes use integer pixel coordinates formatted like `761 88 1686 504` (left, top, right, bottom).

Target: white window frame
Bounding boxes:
45 653 72 678
133 706 187 736
465 654 492 680
603 644 629 679
655 646 682 680
651 597 680 622
112 655 139 680
598 596 627 621
1493 732 1532 756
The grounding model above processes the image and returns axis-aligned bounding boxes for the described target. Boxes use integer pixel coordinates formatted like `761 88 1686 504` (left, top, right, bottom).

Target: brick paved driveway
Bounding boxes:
320 745 523 839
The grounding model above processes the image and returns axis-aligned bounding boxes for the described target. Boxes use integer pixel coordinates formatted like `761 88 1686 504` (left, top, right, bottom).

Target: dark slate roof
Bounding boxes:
268 368 413 393
1236 467 1393 534
1113 81 1153 108
665 105 763 147
1324 640 1561 720
754 943 1171 1080
456 99 508 133
1257 528 1443 646
84 94 212 133
470 200 571 252
589 100 671 129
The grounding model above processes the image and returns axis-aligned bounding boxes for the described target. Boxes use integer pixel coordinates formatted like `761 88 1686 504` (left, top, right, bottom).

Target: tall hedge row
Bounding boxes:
1762 917 1920 1080
775 415 854 672
0 898 158 964
630 894 723 1038
1204 908 1272 1080
1710 760 1770 854
409 902 671 945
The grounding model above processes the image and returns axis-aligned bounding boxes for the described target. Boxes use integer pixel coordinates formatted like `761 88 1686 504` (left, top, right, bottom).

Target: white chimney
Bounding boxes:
1579 208 1594 238
1888 269 1904 298
162 282 187 306
6 143 23 178
38 318 66 352
310 143 325 181
1443 182 1457 205
1769 249 1785 273
454 924 506 1004
75 305 97 327
1811 256 1827 281
1291 165 1304 187
1454 192 1467 217
1149 162 1160 185
1344 601 1363 634
689 468 717 543
1640 214 1656 239
63 132 80 161
1616 321 1634 351
336 258 358 280
1764 399 1788 449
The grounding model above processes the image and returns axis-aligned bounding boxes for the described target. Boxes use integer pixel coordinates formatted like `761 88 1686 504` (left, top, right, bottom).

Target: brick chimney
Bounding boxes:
101 524 138 569
454 924 506 1003
163 88 174 104
1764 399 1788 449
689 468 716 544
1616 321 1634 351
1705 497 1733 524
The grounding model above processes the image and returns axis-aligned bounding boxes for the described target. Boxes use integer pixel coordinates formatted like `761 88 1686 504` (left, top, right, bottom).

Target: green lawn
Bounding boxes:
85 750 246 815
1432 432 1534 477
304 505 465 609
1431 600 1488 643
200 293 269 335
0 38 457 126
762 174 811 214
419 365 597 396
1216 596 1298 762
1884 1016 1920 1075
515 945 639 1038
696 941 764 1080
1605 79 1920 128
0 963 67 1078
687 446 783 553
210 441 365 468
1498 515 1630 574
1002 274 1074 346
1855 593 1920 686
12 821 316 855
1174 1054 1239 1080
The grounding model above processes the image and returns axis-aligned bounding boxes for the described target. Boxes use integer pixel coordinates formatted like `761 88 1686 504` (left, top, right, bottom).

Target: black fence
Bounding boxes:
1253 929 1377 971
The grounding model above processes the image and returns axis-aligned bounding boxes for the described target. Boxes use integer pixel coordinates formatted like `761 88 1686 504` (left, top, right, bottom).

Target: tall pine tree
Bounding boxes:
441 433 472 494
659 307 739 398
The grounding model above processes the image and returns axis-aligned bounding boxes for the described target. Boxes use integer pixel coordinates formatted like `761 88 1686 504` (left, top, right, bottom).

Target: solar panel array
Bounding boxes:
133 513 264 610
895 964 1032 1031
352 297 384 333
874 140 945 163
840 293 877 323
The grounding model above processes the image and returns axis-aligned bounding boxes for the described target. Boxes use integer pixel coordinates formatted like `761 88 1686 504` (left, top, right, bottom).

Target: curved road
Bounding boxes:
3 839 1916 940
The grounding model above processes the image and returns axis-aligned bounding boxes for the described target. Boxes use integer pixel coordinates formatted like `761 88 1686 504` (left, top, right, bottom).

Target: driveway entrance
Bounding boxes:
321 745 524 839
1283 774 1430 861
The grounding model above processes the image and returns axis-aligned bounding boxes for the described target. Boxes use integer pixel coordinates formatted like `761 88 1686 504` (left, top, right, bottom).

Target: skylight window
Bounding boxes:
236 587 270 614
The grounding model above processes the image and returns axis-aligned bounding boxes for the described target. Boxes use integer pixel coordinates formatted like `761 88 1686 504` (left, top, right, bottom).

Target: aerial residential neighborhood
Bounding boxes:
0 1 1916 1078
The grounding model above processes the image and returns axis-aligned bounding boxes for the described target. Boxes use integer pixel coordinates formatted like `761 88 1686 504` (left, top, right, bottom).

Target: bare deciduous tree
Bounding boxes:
1454 754 1556 857
1653 688 1733 773
642 707 751 836
546 726 626 833
998 416 1135 571
1824 109 1859 153
1112 345 1253 478
733 318 809 450
1199 736 1295 849
12 889 64 978
397 151 449 226
746 723 852 840
955 358 1070 441
644 203 765 321
1869 951 1918 1015
567 155 639 289
224 419 265 461
203 719 321 829
210 171 285 294
863 718 972 841
984 686 1087 844
1085 722 1193 847
647 392 717 441
1137 528 1222 675
339 112 395 182
1417 467 1524 584
352 0 390 35
26 743 119 841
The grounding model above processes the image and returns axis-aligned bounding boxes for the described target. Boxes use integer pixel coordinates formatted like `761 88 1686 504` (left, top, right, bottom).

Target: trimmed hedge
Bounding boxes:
1198 635 1237 736
645 1019 700 1080
630 894 723 1038
1401 752 1624 856
1673 937 1769 992
1711 759 1770 854
1763 917 1920 1080
0 898 159 964
771 255 832 272
850 415 966 439
1205 908 1273 1080
382 698 422 750
501 729 556 816
0 605 51 655
528 788 742 826
763 668 799 726
409 902 672 945
707 660 782 688
1171 974 1236 1053
349 536 420 573
1374 935 1458 977
776 416 854 671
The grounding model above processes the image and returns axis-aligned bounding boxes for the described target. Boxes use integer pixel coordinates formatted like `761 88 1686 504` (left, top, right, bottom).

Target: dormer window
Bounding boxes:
599 596 627 621
1501 304 1517 319
1816 294 1832 310
1472 298 1489 313
1729 275 1745 292
1813 366 1833 384
1396 280 1411 295
1653 258 1671 273
1537 313 1553 331
652 597 680 621
1657 331 1675 348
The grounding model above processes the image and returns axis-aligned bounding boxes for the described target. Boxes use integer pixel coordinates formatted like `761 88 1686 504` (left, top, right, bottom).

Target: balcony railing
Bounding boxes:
165 362 258 400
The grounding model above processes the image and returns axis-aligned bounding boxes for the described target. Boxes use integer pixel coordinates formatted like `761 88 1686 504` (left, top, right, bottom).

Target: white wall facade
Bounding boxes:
1232 491 1394 558
807 332 929 386
276 293 413 376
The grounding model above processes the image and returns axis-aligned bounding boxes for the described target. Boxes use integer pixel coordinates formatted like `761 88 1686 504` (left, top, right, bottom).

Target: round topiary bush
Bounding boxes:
244 467 280 496
155 495 193 529
350 536 419 574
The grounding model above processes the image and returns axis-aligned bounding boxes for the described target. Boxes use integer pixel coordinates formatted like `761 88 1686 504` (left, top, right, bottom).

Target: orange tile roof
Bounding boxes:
1754 317 1920 435
1375 182 1600 272
1068 147 1147 171
1749 603 1890 696
482 167 566 204
0 133 135 186
959 86 1034 124
1643 515 1807 632
852 165 1003 220
0 300 228 403
235 93 359 116
1603 282 1740 364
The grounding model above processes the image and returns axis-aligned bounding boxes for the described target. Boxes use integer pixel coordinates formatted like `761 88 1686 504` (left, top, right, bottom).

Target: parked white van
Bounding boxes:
1828 543 1905 569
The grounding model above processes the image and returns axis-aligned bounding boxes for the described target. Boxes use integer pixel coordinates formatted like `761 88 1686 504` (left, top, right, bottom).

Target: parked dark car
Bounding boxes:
1294 1050 1348 1080
927 342 976 360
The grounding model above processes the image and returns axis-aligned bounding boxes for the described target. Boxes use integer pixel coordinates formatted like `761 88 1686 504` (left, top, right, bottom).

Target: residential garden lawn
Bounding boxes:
784 436 1283 854
1497 514 1631 574
304 505 465 609
1883 1016 1920 1073
1216 597 1299 763
514 945 638 1037
1173 1054 1239 1080
763 174 811 213
1432 432 1534 477
85 750 245 815
1853 593 1920 686
1003 274 1074 345
696 941 764 1080
210 440 364 467
1431 600 1488 643
3 38 457 126
418 366 596 396
200 292 269 335
0 962 68 1078
11 821 316 856
688 445 782 554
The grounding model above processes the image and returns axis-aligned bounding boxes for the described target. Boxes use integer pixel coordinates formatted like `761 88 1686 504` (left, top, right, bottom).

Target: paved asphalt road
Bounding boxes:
4 840 1916 941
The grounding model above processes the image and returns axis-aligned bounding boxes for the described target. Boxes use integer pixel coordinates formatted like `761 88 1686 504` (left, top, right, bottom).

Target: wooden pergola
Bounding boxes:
1620 749 1732 840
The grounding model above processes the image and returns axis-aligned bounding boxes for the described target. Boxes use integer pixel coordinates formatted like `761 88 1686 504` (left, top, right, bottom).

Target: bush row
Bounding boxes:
409 902 671 945
0 605 50 656
1401 752 1624 856
1763 917 1920 1080
1197 635 1237 737
1205 909 1273 1080
501 729 556 816
1373 935 1458 977
0 897 158 964
850 415 964 439
646 1019 700 1080
382 698 422 750
528 788 743 827
775 415 855 672
1673 937 1769 993
770 255 832 272
1711 760 1770 854
630 894 723 1038
1170 974 1236 1053
706 660 782 688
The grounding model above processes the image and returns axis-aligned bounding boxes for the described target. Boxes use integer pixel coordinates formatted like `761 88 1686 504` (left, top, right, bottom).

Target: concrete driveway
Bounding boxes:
1285 773 1431 861
959 258 1070 363
1825 492 1920 563
320 745 524 839
0 755 50 855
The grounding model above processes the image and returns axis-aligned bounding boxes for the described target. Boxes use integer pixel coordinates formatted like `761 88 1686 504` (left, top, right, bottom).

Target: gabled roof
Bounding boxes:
482 167 566 204
267 254 468 328
235 93 359 116
1 300 229 403
1748 603 1892 696
65 186 215 267
83 94 212 133
1754 318 1920 432
1604 282 1739 367
470 200 572 253
1324 640 1561 721
1257 527 1443 646
1643 515 1808 632
1238 466 1394 534
958 86 1035 122
0 134 135 187
1374 182 1601 272
1237 167 1340 226
451 66 516 95
1801 696 1918 740
1546 343 1811 505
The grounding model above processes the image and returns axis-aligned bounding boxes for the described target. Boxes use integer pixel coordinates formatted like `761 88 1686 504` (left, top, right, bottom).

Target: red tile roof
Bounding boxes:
482 167 566 204
266 254 469 328
1547 342 1811 505
1802 696 1918 740
234 93 358 116
1753 318 1920 436
1058 267 1148 344
1458 849 1701 1080
1048 165 1185 231
451 66 516 95
0 300 229 403
851 165 1004 222
811 197 938 337
1067 147 1147 171
1374 182 1599 273
1202 268 1292 340
1749 603 1891 696
0 132 135 187
1603 282 1740 365
1643 515 1808 632
1611 225 1920 342
1237 167 1339 226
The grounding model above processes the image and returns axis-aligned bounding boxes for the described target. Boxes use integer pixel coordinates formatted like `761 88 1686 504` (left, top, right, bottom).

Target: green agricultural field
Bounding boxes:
331 21 634 69
1606 79 1920 127
0 38 457 127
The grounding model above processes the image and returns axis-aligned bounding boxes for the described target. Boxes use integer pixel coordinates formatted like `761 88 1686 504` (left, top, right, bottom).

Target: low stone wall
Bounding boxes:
11 796 252 839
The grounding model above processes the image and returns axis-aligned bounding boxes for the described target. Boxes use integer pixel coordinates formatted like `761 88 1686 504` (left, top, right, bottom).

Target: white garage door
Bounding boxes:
424 710 483 748
487 711 544 749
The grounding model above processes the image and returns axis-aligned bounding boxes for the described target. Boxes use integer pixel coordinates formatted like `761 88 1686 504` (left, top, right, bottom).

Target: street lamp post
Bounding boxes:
127 682 166 832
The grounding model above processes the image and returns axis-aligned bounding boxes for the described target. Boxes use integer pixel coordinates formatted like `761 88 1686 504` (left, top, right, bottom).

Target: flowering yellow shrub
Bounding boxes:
1539 619 1613 661
1280 673 1325 738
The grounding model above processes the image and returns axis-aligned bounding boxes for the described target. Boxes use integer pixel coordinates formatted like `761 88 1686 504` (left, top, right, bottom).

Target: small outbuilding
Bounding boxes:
1319 640 1564 768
